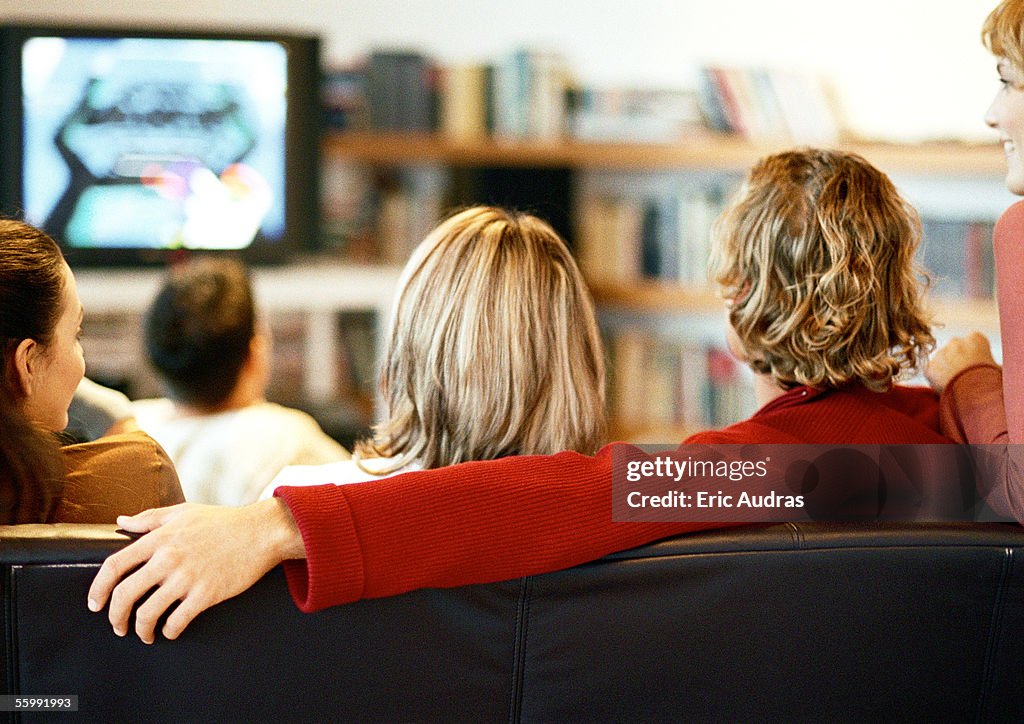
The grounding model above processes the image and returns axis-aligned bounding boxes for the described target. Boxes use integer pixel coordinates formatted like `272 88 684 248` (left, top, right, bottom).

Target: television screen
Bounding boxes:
0 26 320 264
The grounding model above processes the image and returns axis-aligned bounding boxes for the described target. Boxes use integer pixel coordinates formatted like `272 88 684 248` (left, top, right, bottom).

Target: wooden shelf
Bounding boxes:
588 280 722 314
929 296 999 331
323 131 1005 176
589 280 999 331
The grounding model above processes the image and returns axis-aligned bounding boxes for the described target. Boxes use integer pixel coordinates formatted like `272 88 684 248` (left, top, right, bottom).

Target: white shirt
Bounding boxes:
258 456 421 500
132 398 350 506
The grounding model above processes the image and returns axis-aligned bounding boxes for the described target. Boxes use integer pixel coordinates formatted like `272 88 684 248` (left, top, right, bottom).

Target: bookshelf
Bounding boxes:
75 263 403 446
321 131 1006 442
323 132 1006 175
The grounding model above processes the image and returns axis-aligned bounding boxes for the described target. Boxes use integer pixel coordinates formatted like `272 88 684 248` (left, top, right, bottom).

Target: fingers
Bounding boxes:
116 503 187 533
106 558 169 638
927 332 998 392
162 594 208 641
133 581 186 645
87 534 157 614
87 502 289 644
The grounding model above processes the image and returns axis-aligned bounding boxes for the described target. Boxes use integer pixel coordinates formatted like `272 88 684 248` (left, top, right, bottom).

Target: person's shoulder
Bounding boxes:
131 397 176 425
248 401 323 428
58 431 184 522
995 199 1024 245
999 199 1024 225
877 384 940 413
63 429 166 459
684 422 797 444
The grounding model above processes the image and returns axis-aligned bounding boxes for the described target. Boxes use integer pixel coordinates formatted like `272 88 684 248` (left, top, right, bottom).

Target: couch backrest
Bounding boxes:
3 522 1024 722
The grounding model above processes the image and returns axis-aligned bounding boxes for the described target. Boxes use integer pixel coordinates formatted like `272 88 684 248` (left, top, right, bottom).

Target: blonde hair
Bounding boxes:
983 0 1024 73
710 148 934 392
357 206 606 471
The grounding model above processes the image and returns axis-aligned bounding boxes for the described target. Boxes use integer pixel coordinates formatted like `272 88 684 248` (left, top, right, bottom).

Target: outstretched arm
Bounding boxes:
276 443 714 612
89 442 722 641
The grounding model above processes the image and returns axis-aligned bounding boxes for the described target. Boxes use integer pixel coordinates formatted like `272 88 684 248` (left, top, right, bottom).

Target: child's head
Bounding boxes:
144 257 259 409
711 148 933 392
362 206 606 470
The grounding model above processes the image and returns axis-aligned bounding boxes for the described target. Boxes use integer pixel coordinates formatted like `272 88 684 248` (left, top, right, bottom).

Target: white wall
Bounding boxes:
0 0 1002 142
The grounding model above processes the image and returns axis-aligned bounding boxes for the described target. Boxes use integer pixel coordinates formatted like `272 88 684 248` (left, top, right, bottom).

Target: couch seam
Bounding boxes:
976 546 1012 723
783 521 804 549
508 576 531 724
3 563 16 724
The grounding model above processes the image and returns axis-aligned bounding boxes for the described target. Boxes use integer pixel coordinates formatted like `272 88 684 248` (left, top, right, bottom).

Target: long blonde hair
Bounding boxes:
710 148 933 392
357 206 606 471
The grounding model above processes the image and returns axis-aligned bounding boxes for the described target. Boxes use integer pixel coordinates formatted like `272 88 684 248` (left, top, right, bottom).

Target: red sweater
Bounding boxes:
939 199 1024 521
277 383 947 612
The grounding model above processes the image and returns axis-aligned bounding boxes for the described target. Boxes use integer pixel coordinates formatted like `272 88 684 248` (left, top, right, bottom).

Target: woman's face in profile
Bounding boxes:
21 263 86 431
987 58 1024 195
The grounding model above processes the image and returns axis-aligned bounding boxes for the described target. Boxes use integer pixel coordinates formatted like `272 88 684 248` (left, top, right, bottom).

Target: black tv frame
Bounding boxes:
0 24 321 266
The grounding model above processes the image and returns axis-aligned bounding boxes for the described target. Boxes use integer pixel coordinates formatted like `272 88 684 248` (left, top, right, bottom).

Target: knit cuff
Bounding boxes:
276 483 365 612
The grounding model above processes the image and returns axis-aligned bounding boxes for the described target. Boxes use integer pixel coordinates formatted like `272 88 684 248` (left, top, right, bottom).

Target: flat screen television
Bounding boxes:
0 25 320 265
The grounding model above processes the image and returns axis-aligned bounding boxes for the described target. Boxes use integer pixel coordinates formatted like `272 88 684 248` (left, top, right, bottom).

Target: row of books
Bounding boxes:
574 184 996 301
82 309 380 429
323 49 570 140
323 51 843 143
222 309 380 441
698 65 843 143
608 332 755 442
321 163 448 264
575 187 729 288
920 219 995 300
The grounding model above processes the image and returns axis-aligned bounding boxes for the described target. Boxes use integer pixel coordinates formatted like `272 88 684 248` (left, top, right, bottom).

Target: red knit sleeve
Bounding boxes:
995 200 1024 444
936 199 1024 524
939 365 1006 445
276 442 720 612
276 484 365 611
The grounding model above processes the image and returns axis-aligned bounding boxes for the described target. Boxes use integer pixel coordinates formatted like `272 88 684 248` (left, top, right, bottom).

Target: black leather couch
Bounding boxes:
3 522 1024 722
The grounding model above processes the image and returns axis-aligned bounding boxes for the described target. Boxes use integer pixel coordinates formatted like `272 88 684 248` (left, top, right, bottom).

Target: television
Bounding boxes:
0 25 321 265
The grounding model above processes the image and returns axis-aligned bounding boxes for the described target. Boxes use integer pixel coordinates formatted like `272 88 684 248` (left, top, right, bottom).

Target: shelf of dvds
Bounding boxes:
321 131 1007 442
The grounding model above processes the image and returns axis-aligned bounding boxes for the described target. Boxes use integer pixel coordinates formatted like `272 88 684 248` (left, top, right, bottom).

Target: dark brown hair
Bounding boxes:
0 219 68 523
144 257 256 408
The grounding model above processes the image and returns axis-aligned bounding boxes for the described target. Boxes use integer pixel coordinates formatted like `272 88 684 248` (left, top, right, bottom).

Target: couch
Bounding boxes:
3 521 1024 722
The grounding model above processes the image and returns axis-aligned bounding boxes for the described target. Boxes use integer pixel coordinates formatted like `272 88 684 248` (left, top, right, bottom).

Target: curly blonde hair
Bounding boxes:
357 206 606 472
983 0 1024 73
710 148 934 392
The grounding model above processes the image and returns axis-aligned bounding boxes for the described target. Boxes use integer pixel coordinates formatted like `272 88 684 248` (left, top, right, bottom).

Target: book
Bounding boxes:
920 219 995 300
439 63 489 140
366 51 435 132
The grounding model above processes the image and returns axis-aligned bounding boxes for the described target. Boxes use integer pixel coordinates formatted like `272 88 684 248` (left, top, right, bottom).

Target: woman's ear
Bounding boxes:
12 337 39 398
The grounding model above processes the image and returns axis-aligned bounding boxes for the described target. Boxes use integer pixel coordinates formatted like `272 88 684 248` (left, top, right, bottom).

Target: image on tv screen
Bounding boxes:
21 35 288 250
